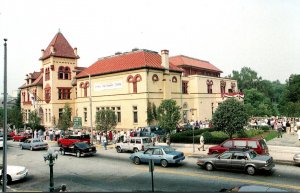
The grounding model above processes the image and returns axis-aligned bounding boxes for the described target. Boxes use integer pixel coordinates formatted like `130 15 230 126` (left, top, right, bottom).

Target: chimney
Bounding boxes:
41 49 45 57
74 47 78 55
161 50 169 70
50 45 55 54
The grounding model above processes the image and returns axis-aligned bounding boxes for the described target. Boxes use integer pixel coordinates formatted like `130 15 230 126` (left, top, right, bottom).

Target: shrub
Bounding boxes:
204 131 229 144
260 126 271 131
170 128 217 143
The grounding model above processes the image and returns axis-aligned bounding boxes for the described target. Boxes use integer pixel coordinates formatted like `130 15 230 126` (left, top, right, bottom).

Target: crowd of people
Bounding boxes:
248 117 300 140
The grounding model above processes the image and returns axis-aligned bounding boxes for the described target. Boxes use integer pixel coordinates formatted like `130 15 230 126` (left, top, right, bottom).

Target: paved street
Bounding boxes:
1 140 300 192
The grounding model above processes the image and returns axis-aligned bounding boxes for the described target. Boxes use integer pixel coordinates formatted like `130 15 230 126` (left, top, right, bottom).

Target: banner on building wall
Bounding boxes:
94 80 123 91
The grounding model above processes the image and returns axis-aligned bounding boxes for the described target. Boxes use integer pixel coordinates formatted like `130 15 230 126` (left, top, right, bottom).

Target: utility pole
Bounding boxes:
2 38 8 192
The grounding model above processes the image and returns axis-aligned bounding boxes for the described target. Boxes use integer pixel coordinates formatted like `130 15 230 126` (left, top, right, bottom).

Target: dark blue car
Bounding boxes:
129 146 185 167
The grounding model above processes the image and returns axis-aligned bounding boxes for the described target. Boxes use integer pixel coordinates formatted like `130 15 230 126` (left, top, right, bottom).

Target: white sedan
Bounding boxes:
0 164 28 184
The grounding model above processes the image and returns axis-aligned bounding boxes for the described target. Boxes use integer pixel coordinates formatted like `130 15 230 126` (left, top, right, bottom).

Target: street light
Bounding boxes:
43 149 59 192
73 70 93 144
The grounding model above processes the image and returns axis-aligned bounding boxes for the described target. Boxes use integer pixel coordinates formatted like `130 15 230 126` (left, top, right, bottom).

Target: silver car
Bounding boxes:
20 138 48 151
293 153 300 164
197 149 275 175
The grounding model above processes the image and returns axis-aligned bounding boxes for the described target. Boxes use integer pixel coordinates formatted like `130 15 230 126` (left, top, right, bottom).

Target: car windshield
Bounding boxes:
249 151 257 159
76 142 90 148
33 140 41 143
163 147 175 153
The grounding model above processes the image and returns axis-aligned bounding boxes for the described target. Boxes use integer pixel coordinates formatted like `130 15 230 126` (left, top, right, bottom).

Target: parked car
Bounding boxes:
130 146 185 167
197 148 274 175
60 142 96 158
208 138 269 155
58 134 90 147
115 137 152 153
20 138 48 151
293 153 300 164
12 133 32 142
219 185 287 192
0 164 28 184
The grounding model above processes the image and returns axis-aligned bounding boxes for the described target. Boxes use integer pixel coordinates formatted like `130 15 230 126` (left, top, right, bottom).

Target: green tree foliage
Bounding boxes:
58 104 72 131
243 89 275 116
157 99 181 133
232 67 262 91
278 74 300 116
28 111 41 132
147 102 158 125
8 106 23 131
212 98 249 138
95 109 117 134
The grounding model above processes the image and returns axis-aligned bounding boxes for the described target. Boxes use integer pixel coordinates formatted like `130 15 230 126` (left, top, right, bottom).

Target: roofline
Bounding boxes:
76 66 182 79
19 84 43 89
170 55 210 63
39 55 80 61
179 64 223 73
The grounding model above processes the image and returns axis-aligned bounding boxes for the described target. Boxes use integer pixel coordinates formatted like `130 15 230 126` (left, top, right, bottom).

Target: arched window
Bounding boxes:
58 66 64 79
64 67 71 80
84 81 89 97
220 80 226 94
172 76 177 83
207 80 213 94
44 85 51 104
152 74 159 82
45 68 50 81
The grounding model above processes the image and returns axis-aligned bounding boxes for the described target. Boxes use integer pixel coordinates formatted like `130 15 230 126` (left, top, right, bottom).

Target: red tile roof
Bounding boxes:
76 50 182 78
19 71 43 89
169 55 222 73
39 32 79 60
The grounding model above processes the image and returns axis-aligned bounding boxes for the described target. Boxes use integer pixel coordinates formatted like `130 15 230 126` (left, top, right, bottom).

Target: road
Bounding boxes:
1 140 300 192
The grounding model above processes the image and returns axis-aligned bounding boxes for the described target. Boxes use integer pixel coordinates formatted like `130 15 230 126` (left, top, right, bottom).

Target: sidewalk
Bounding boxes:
166 133 300 166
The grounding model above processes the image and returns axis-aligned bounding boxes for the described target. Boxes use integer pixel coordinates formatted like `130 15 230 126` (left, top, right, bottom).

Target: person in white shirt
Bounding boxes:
297 129 300 141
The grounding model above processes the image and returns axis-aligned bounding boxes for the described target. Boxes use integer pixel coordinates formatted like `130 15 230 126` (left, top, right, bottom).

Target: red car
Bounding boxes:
208 138 269 155
58 134 90 147
13 133 32 142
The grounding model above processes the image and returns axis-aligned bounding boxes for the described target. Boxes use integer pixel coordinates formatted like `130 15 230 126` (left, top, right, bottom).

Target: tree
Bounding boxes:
157 99 181 134
212 98 249 138
146 102 158 125
58 104 72 131
8 106 23 131
232 67 262 91
95 109 117 134
28 111 41 132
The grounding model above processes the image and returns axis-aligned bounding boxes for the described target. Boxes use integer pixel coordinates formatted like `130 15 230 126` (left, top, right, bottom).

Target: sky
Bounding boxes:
0 0 300 96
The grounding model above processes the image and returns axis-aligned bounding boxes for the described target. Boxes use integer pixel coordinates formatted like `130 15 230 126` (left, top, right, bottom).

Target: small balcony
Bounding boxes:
222 92 244 99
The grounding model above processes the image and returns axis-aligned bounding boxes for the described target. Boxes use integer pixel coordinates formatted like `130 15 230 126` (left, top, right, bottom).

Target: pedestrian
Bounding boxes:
198 135 205 151
101 133 107 150
166 133 170 146
49 130 53 141
109 130 113 141
261 135 267 144
60 184 68 192
286 120 291 134
34 129 37 139
297 129 300 142
96 133 100 144
277 121 283 138
55 130 60 141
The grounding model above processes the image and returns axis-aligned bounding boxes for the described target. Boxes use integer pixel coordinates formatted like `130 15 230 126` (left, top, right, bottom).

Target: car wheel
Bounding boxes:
76 151 81 158
116 147 122 153
0 175 12 185
246 166 255 175
133 148 139 153
134 157 141 165
161 159 168 168
205 163 214 171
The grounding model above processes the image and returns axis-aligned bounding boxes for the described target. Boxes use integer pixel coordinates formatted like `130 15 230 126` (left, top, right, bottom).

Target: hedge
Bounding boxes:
171 129 265 144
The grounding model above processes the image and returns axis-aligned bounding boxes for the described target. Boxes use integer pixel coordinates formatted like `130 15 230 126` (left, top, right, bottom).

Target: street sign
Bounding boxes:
73 117 82 129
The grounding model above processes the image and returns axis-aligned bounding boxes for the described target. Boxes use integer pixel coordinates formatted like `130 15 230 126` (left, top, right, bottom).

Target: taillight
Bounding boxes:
142 145 144 151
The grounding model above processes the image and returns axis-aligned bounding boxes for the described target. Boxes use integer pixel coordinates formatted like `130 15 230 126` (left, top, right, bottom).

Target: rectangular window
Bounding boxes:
133 106 138 123
234 140 247 147
117 107 121 123
58 88 71 100
84 108 87 122
182 81 188 94
59 108 63 119
207 85 213 94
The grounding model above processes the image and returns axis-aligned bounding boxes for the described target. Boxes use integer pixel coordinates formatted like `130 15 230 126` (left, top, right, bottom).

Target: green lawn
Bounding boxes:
264 130 278 141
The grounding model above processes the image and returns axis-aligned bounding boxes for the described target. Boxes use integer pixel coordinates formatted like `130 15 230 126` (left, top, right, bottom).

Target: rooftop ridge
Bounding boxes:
97 49 158 61
171 55 210 63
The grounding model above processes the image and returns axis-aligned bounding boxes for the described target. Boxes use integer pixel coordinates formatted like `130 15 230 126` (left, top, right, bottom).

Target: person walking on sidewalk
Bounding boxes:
297 129 300 142
198 135 205 151
101 133 107 150
277 121 283 138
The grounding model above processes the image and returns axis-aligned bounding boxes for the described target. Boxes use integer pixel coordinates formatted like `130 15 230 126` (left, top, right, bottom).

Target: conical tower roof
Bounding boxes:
39 32 79 60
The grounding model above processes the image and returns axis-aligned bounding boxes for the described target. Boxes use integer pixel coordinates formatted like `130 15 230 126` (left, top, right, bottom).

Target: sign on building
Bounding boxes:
94 80 123 91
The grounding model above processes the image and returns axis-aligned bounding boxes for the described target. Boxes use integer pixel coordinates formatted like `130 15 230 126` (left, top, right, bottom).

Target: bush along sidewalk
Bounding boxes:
171 128 267 144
